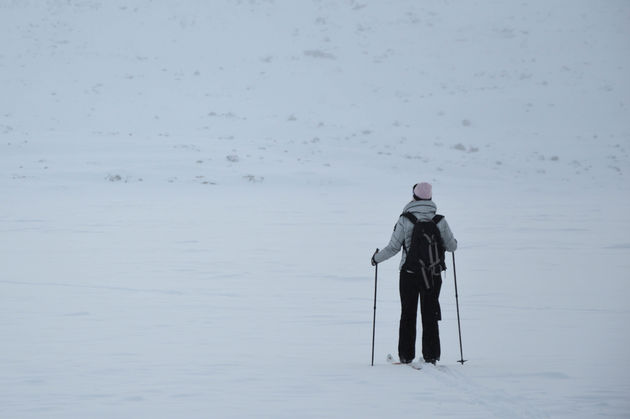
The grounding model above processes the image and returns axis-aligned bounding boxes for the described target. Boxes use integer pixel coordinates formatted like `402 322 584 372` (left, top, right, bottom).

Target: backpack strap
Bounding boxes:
404 212 443 224
400 212 418 224
400 212 417 254
432 214 447 271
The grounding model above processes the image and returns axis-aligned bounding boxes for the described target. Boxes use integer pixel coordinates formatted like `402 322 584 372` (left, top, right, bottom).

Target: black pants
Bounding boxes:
398 270 442 362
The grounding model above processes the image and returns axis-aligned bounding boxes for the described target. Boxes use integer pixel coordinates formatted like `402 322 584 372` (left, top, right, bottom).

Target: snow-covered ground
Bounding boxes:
2 1 629 418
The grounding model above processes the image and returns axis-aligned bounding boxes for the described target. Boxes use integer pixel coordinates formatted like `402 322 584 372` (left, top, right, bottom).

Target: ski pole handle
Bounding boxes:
371 248 379 266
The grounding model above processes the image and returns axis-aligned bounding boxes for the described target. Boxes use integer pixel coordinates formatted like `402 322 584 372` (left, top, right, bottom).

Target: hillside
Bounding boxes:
2 1 629 418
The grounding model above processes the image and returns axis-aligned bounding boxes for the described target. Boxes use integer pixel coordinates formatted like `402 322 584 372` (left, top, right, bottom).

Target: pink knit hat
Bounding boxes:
413 182 432 200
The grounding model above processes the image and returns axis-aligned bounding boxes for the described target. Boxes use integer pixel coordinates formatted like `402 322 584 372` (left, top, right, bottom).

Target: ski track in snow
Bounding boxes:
2 0 630 418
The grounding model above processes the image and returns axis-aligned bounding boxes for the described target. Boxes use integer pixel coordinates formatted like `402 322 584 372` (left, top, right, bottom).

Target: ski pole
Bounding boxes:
452 252 467 364
371 249 379 366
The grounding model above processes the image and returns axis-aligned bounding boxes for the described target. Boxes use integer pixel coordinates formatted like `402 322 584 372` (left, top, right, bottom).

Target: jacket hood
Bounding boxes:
402 200 437 220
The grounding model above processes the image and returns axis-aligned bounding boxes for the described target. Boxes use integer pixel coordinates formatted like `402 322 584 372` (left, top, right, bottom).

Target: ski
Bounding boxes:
386 354 422 370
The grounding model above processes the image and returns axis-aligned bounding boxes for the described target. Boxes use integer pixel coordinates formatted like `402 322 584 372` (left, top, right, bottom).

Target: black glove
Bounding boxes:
371 248 379 266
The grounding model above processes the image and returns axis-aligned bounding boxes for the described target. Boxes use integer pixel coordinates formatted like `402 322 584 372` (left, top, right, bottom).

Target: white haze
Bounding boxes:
1 1 630 418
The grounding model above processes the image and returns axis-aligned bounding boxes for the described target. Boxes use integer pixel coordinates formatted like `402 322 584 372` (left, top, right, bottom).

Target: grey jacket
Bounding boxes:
373 200 457 270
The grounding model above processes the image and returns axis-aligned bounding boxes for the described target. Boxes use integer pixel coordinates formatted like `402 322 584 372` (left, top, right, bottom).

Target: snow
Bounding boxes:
1 0 630 418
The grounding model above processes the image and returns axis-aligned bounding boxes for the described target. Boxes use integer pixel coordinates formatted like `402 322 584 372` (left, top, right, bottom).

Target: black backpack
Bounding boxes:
400 213 446 288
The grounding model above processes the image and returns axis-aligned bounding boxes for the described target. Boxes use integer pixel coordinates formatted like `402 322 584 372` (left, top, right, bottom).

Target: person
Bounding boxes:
371 182 457 365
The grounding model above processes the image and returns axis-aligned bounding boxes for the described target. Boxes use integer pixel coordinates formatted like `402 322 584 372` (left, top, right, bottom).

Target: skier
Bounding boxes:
371 182 457 365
